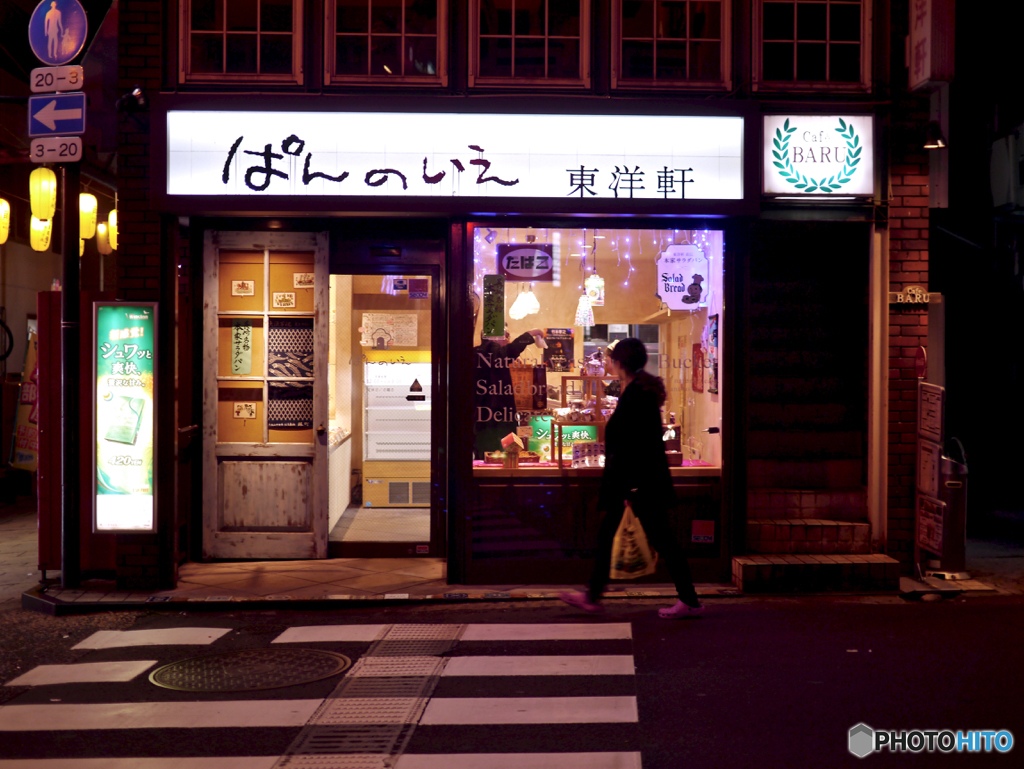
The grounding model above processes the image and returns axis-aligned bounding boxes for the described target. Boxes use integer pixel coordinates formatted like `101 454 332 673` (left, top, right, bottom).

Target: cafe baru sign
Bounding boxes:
166 111 744 202
763 115 874 197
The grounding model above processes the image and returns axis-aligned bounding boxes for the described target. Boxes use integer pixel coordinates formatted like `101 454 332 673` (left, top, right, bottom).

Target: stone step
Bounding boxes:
746 519 871 554
732 554 900 594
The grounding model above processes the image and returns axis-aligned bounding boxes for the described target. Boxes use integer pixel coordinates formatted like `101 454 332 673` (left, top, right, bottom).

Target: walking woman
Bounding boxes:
560 338 704 619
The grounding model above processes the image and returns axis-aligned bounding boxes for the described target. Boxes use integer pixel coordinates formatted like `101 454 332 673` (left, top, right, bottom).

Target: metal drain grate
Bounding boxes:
149 649 351 692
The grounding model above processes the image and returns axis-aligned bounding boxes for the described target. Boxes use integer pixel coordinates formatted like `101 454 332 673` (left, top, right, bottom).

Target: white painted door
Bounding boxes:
202 231 329 560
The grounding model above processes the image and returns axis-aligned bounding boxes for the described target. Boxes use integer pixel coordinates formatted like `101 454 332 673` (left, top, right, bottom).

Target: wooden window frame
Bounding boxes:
326 0 449 86
611 0 732 91
753 0 872 92
179 0 304 85
469 0 591 89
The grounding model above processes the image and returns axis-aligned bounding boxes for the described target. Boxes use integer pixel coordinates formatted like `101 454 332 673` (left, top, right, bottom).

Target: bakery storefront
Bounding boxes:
162 102 757 584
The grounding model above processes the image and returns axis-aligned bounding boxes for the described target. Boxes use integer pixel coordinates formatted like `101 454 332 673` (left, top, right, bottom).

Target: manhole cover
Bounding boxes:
149 648 351 692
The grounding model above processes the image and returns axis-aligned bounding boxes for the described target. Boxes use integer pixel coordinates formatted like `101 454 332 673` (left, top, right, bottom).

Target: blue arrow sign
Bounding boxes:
28 0 88 66
28 92 86 137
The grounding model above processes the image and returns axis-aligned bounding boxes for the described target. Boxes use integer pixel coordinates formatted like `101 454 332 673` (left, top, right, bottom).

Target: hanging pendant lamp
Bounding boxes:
30 216 52 252
30 168 57 220
79 193 98 239
0 198 9 244
96 222 113 254
574 293 594 327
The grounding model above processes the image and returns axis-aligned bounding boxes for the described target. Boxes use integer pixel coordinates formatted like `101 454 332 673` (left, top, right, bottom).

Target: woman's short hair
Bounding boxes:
607 337 648 374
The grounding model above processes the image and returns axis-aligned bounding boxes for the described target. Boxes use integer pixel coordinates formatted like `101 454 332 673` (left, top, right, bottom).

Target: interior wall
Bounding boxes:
0 241 61 378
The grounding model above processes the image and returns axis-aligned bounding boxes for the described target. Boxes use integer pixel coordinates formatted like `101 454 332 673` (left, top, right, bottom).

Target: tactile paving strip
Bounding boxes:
311 698 425 725
149 648 351 692
348 656 447 678
277 752 389 768
366 625 463 657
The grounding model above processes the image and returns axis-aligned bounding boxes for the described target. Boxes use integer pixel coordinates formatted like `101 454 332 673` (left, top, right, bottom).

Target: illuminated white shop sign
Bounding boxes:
167 111 744 201
763 115 874 197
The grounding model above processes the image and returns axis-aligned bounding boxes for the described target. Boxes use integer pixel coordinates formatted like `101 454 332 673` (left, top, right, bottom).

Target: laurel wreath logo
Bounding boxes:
772 118 862 193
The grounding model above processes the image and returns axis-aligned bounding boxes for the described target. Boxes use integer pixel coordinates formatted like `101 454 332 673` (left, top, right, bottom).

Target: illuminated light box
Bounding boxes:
763 115 875 198
167 111 744 201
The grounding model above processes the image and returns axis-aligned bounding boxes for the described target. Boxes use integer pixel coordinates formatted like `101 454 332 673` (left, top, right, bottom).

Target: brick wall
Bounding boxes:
887 155 930 568
116 0 163 588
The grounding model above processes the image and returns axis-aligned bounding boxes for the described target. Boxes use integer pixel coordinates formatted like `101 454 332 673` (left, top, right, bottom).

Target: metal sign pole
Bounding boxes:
61 162 81 589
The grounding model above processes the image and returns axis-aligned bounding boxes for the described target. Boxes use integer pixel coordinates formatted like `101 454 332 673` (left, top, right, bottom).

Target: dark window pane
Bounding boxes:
515 37 545 77
191 33 223 71
372 0 401 33
763 2 794 40
657 2 686 39
830 3 860 42
337 0 368 33
480 0 513 35
260 35 292 72
335 35 369 74
622 0 654 38
371 35 401 74
226 0 258 31
405 0 437 34
547 37 579 78
622 39 654 78
406 35 438 74
829 42 860 81
516 0 545 36
763 41 793 79
656 40 686 78
796 41 826 79
690 40 720 79
549 0 579 36
796 3 826 41
479 37 512 76
260 0 292 31
226 33 258 71
689 1 720 39
191 0 223 32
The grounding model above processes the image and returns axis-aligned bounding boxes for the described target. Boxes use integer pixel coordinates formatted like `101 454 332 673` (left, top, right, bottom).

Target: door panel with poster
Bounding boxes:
202 232 328 560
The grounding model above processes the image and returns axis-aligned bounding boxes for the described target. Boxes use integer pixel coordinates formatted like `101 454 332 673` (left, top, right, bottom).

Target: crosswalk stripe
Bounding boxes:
271 625 387 643
0 760 280 769
419 696 638 725
441 655 634 676
5 661 158 687
0 700 321 731
459 624 632 641
72 628 233 650
394 754 642 769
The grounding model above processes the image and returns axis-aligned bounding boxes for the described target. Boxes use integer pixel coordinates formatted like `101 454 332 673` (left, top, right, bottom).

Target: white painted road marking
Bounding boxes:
395 754 642 769
72 628 232 650
5 661 158 687
460 624 632 641
419 696 638 725
271 625 386 643
442 655 635 676
0 760 281 769
0 700 321 731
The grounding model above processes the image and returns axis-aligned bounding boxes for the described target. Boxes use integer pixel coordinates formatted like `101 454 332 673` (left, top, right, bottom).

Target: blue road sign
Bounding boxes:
28 0 88 67
28 92 86 137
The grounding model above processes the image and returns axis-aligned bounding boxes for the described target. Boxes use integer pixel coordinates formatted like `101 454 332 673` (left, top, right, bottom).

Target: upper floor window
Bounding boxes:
181 0 302 83
613 0 730 89
470 0 590 87
328 0 447 84
756 0 869 89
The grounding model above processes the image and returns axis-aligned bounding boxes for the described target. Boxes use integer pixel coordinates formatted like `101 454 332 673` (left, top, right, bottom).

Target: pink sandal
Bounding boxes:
559 591 604 614
658 601 705 619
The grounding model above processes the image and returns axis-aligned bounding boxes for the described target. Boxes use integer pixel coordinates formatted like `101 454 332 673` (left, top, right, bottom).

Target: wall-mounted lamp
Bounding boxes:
116 85 147 111
924 122 946 150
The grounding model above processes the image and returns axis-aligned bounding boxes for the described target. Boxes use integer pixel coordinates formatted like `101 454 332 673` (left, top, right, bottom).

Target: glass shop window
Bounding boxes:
470 0 591 87
181 0 302 83
757 0 868 89
328 0 447 85
469 225 724 472
613 0 731 90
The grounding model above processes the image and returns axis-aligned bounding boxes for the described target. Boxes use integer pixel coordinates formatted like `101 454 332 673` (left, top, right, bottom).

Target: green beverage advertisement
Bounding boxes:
95 303 157 532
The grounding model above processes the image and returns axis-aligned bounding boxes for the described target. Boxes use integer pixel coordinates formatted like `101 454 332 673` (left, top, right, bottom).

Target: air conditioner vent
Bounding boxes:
412 482 431 505
388 482 410 505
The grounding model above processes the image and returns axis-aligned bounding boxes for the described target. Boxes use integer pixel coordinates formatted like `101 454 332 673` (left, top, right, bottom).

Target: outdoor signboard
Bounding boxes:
763 115 874 197
93 303 157 533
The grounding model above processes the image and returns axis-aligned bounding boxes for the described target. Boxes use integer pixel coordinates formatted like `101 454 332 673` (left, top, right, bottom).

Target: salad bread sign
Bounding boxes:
657 244 709 311
763 115 874 197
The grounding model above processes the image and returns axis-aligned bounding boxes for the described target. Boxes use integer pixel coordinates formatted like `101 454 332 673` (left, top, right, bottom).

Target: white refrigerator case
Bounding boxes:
364 362 431 461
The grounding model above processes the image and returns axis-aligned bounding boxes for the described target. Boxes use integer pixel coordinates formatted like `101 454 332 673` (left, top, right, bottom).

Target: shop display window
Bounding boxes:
612 0 731 90
180 0 303 83
327 0 447 84
470 225 724 475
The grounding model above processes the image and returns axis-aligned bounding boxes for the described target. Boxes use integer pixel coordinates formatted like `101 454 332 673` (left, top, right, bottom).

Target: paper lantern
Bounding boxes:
0 198 9 244
108 209 118 250
96 222 113 254
30 216 52 252
30 168 57 220
79 193 97 239
79 238 85 256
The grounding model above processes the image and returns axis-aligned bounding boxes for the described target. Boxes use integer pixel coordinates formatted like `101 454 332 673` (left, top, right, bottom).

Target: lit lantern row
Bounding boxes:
12 168 117 253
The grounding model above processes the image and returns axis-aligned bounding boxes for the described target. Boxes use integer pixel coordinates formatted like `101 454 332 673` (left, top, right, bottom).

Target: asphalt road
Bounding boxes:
1 593 1022 768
